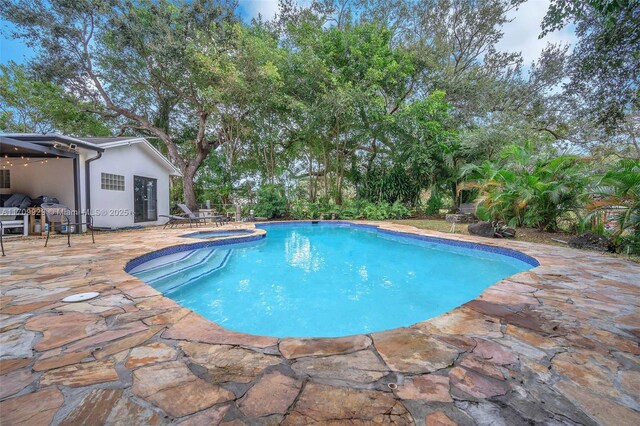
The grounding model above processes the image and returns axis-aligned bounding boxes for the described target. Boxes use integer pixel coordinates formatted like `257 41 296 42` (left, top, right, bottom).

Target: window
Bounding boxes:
0 170 9 189
101 173 125 191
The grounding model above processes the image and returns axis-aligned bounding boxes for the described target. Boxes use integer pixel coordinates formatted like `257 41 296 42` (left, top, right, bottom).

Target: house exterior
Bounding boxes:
0 133 181 230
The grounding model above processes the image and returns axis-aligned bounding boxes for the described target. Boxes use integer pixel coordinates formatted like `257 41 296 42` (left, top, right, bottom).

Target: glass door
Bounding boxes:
134 176 157 222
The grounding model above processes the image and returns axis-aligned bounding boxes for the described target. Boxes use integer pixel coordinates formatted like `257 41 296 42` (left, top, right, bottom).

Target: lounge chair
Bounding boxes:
160 214 202 229
41 203 95 247
177 204 224 227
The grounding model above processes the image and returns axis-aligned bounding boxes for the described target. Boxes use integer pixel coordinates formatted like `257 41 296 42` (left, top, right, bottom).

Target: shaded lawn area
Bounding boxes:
392 219 640 263
392 219 579 247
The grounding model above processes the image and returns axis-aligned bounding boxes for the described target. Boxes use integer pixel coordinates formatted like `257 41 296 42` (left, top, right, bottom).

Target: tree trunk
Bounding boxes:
182 168 198 211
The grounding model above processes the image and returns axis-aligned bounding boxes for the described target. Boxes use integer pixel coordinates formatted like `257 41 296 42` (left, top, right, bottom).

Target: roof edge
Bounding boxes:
0 133 105 152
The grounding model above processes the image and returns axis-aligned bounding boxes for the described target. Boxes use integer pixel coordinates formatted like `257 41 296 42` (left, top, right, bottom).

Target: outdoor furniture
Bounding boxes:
0 207 29 256
458 203 476 215
177 204 222 226
160 214 202 229
0 222 3 256
198 208 227 225
0 207 28 236
41 203 94 248
242 209 256 222
444 203 479 233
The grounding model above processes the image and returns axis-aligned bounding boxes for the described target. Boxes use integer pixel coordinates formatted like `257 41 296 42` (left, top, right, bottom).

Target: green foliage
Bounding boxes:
254 184 287 219
462 143 588 231
361 201 410 220
541 0 640 131
424 193 443 215
3 0 636 221
0 62 111 135
586 159 640 239
389 201 411 219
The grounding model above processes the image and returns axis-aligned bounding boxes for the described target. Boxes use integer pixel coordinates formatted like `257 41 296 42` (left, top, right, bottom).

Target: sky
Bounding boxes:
1 0 576 66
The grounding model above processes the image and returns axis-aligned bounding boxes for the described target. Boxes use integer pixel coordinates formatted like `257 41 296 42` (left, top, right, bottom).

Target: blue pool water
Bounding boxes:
128 223 536 337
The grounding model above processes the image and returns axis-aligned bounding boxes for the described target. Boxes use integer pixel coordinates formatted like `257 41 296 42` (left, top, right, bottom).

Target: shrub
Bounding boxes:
390 200 410 219
424 194 442 215
254 184 287 219
461 143 588 231
337 200 361 219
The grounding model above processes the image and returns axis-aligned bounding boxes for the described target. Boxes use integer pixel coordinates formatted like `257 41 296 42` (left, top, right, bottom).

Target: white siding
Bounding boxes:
89 144 170 228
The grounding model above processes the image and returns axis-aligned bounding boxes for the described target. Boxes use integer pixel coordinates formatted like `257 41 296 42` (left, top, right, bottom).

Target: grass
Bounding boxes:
391 219 640 263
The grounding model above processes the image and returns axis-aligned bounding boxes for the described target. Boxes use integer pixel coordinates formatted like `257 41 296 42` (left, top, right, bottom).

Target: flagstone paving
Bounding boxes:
0 221 638 425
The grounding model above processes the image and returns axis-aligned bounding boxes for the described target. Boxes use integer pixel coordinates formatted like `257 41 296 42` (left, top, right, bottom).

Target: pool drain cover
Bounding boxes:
62 292 100 303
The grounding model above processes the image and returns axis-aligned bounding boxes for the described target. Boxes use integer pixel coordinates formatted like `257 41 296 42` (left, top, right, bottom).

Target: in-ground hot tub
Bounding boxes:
180 229 256 239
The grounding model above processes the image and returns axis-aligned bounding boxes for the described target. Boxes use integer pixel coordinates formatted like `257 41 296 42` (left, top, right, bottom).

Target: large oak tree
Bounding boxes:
1 0 247 209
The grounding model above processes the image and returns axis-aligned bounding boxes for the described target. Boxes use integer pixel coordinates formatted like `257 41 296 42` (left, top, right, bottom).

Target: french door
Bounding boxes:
134 176 157 223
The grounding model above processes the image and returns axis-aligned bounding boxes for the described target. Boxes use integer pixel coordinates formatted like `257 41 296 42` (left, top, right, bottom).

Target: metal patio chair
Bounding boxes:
41 203 95 247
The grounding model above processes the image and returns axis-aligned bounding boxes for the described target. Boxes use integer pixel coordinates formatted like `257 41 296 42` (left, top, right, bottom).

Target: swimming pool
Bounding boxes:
127 223 537 337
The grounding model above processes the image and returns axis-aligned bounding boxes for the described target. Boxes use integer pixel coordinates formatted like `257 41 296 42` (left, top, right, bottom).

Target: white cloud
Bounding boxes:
238 0 281 21
496 0 577 65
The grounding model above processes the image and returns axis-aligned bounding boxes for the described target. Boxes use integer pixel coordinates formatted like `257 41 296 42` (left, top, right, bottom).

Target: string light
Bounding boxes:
0 156 60 167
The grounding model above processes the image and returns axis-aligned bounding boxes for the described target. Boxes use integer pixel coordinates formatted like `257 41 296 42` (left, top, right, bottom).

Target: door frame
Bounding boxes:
133 175 158 223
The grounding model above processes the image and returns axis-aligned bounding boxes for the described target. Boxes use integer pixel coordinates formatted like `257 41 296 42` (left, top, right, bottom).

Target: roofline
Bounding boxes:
0 133 104 152
99 137 182 176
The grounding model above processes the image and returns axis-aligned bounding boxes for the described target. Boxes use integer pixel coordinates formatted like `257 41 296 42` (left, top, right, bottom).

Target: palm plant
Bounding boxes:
586 160 640 239
461 144 588 231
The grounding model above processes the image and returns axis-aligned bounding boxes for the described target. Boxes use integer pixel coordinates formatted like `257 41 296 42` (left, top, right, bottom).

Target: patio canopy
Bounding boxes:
0 134 104 232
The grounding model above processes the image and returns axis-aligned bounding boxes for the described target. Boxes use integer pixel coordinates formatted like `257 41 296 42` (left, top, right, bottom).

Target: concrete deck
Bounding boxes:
0 222 638 425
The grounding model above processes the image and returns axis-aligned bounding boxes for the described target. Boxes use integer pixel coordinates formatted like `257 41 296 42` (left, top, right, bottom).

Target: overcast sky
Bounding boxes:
2 0 576 66
237 0 578 65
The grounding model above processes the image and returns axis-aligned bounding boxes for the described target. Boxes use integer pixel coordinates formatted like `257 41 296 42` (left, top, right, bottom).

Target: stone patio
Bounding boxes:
0 221 638 425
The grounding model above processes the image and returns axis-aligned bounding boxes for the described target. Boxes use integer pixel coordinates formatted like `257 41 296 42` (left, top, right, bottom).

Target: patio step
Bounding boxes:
150 248 233 294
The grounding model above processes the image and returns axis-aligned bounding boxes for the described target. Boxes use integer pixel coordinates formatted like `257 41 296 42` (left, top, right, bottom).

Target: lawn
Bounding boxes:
392 219 573 246
393 219 640 263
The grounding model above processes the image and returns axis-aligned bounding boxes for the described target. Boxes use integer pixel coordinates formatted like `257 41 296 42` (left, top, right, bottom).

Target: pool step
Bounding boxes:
128 250 198 275
132 248 216 283
149 249 233 294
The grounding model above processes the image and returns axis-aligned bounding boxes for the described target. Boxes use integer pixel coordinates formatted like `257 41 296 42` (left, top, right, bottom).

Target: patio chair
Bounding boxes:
242 209 256 222
160 214 201 229
177 204 223 227
41 203 95 248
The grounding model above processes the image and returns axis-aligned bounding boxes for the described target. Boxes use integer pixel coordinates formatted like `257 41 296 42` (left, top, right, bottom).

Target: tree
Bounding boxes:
1 0 245 209
0 62 111 135
541 0 640 132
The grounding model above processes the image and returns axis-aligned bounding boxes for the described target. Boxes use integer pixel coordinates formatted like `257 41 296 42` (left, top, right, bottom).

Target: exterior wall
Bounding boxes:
0 158 75 207
89 144 170 228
